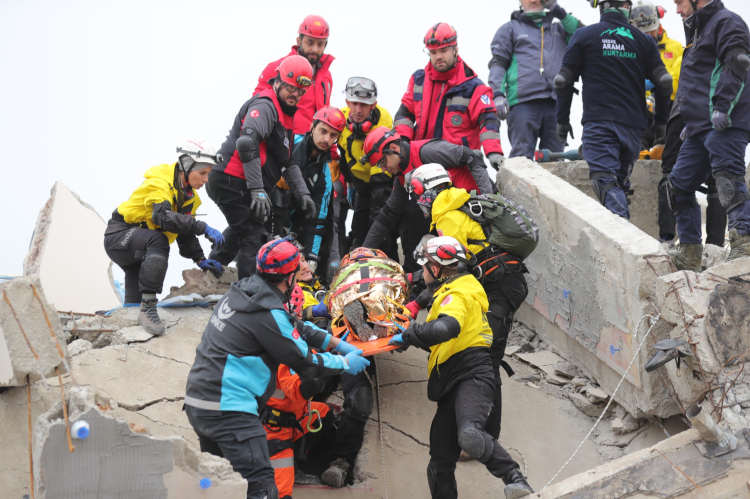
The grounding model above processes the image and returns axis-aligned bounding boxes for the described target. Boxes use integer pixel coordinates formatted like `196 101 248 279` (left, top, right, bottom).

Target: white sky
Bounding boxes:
1 0 748 297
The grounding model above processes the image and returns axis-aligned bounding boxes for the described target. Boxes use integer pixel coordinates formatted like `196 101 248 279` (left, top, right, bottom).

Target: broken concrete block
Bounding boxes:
706 272 750 366
164 267 238 301
586 386 609 403
703 243 728 270
33 386 246 498
23 182 121 313
67 339 92 357
111 326 153 345
516 350 564 369
499 157 677 419
569 392 609 418
539 159 662 240
555 360 584 379
0 277 69 386
541 366 571 385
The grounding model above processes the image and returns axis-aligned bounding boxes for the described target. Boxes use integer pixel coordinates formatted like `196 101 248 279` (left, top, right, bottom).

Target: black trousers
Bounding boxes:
400 199 431 273
103 221 170 304
428 376 519 499
185 406 278 499
483 270 528 440
206 171 269 279
658 114 727 244
351 177 399 260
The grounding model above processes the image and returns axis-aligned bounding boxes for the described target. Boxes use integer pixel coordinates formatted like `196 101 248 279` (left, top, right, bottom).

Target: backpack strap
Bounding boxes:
458 201 492 244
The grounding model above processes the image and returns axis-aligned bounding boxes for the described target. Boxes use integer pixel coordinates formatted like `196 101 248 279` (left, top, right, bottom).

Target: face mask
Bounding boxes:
604 7 630 18
526 11 546 21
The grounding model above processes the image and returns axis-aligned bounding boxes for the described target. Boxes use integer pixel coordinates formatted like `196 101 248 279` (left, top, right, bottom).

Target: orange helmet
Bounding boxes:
277 55 313 88
313 106 346 132
362 127 401 165
340 247 388 267
424 23 458 50
299 15 330 39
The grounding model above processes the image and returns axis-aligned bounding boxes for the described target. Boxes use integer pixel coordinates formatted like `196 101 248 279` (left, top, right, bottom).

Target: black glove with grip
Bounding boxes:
299 194 318 221
249 189 271 221
557 123 574 146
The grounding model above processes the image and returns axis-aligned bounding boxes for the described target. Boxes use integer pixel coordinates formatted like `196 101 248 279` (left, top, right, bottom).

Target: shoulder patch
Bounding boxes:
664 52 673 59
292 329 300 340
250 109 260 118
441 295 453 307
480 95 492 106
216 298 236 320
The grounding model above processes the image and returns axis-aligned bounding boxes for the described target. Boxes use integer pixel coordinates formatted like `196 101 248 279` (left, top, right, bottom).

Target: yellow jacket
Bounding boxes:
338 105 393 182
299 281 321 311
646 29 682 101
117 163 201 245
431 188 488 256
426 274 493 377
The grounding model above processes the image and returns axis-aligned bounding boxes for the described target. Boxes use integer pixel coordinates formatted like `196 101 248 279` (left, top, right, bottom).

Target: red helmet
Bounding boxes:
256 237 301 278
313 106 346 132
340 247 388 267
362 127 401 165
289 284 305 318
299 15 330 39
277 55 313 89
424 23 458 50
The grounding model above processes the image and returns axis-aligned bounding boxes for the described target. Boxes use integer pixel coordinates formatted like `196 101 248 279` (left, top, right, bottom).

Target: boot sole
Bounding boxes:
137 317 166 336
320 470 346 488
504 485 533 499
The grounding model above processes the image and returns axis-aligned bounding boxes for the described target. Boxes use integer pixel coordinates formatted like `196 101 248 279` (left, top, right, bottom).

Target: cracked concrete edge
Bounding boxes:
23 183 56 277
533 429 701 498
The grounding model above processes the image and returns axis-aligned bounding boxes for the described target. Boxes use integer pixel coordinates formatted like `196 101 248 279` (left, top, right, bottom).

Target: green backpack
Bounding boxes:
457 193 539 260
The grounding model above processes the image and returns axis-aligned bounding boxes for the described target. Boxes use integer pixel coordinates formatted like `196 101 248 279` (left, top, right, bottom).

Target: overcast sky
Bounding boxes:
1 0 748 297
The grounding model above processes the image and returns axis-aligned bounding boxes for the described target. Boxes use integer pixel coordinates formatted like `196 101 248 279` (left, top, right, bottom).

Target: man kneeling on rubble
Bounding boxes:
103 138 226 335
388 236 532 499
184 237 369 499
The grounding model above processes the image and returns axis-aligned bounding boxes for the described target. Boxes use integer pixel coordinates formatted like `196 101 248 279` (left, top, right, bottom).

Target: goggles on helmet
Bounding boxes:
176 146 223 164
346 77 377 101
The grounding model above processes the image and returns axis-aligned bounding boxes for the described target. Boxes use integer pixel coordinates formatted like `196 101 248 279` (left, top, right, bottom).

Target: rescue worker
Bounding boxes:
104 139 226 335
404 164 528 444
296 252 331 328
207 55 319 279
630 0 682 149
361 127 495 272
555 0 672 219
185 237 369 499
255 15 334 136
388 236 532 499
337 77 398 257
285 107 346 277
667 0 750 270
395 23 505 169
489 0 584 159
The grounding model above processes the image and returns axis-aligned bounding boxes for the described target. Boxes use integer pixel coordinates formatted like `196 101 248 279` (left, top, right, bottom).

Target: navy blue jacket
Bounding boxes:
676 0 750 137
556 11 668 130
185 275 347 416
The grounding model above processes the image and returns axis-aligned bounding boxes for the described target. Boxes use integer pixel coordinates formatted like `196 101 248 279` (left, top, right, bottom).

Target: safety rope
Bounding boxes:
364 364 388 499
541 313 661 491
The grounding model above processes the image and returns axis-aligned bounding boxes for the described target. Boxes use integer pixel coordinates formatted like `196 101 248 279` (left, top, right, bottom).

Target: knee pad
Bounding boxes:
427 461 457 498
347 386 373 422
142 252 168 285
714 172 750 212
665 178 698 214
458 425 492 462
590 173 617 206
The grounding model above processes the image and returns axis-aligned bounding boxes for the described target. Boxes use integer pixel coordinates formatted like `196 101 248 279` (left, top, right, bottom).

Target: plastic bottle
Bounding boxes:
71 420 90 439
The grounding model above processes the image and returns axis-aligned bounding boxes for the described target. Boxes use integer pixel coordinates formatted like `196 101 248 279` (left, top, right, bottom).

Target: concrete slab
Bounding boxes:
498 157 676 418
0 276 70 386
23 182 120 313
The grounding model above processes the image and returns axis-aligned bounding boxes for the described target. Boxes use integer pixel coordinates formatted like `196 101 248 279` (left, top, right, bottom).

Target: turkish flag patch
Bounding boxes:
664 52 673 59
441 295 453 306
292 330 300 339
250 109 260 118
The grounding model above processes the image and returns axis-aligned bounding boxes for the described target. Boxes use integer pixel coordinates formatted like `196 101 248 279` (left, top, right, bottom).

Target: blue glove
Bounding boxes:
389 334 406 346
712 111 732 132
346 182 355 209
198 259 224 277
203 225 225 249
333 341 360 355
645 79 655 92
312 301 331 319
343 351 370 375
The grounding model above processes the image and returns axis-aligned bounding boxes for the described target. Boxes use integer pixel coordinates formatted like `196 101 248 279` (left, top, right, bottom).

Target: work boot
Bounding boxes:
320 458 350 488
294 468 320 486
669 243 703 272
727 228 750 262
502 468 533 499
138 296 165 336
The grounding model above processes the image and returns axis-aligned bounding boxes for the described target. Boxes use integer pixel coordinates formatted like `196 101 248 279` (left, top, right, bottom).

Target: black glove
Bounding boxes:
652 123 667 145
249 189 271 221
557 123 574 146
299 378 326 400
299 194 318 221
487 153 506 171
415 287 433 309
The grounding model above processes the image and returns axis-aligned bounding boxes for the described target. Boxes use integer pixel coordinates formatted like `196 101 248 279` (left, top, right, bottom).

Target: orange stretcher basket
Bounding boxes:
330 312 411 357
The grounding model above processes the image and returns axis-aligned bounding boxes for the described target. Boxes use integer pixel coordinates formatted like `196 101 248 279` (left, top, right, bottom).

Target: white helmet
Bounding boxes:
415 236 468 267
345 76 377 105
630 0 661 33
176 138 222 166
404 163 452 197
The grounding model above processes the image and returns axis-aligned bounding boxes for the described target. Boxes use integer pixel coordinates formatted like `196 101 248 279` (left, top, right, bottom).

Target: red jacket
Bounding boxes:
254 47 335 136
394 56 503 156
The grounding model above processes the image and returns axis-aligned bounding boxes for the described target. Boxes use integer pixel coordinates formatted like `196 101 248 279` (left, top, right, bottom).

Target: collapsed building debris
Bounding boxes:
23 182 121 314
33 386 247 498
0 277 69 387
